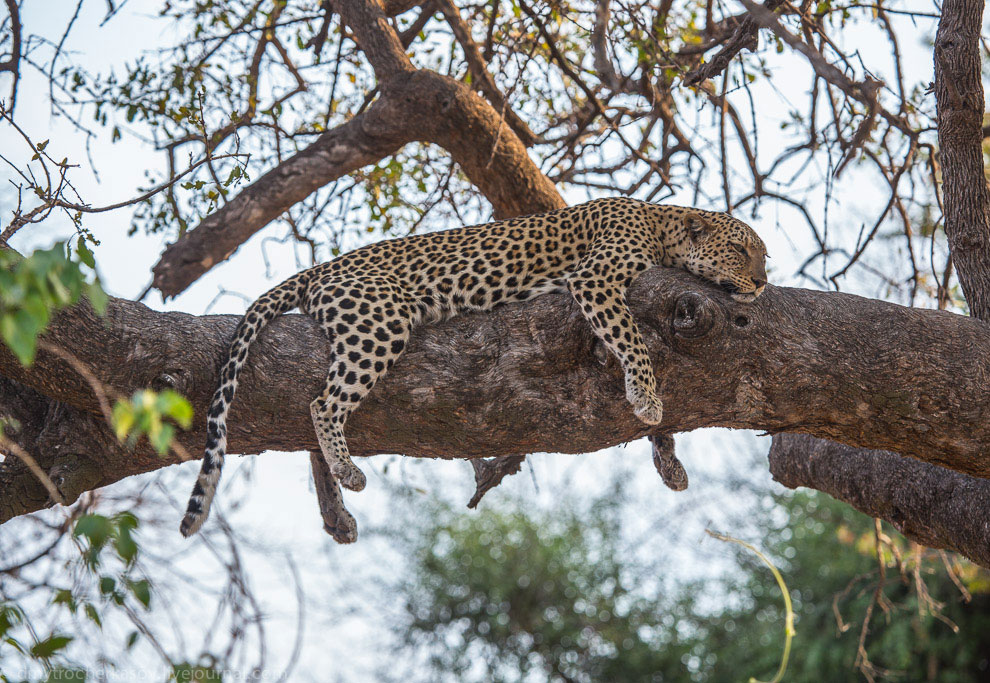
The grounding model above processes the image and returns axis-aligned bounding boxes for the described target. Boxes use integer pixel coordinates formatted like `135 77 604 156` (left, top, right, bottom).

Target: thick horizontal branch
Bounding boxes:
759 0 990 571
3 269 990 525
0 377 126 522
769 434 990 568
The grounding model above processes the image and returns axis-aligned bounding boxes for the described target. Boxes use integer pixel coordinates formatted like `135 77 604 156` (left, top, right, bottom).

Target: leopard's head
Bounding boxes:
677 211 768 303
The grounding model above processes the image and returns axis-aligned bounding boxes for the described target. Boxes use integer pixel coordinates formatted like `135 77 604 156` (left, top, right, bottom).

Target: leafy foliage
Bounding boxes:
396 491 692 682
694 492 990 682
0 513 155 682
0 602 76 677
0 241 107 365
395 490 990 683
112 389 194 455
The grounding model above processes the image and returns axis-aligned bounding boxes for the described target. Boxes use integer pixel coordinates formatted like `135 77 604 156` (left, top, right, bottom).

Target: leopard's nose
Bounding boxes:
752 276 767 288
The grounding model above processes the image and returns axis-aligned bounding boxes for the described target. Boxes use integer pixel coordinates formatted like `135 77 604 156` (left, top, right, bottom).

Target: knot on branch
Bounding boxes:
46 455 103 508
151 369 189 394
671 291 720 341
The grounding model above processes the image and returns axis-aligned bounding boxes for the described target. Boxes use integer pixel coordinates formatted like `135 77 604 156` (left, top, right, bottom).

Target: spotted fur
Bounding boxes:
180 197 767 536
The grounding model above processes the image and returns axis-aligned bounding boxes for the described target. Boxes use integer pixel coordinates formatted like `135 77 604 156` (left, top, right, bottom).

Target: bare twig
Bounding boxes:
682 0 785 86
0 436 66 506
0 0 21 112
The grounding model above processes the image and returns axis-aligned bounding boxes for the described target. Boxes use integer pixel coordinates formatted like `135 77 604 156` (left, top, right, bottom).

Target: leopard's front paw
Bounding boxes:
633 399 664 425
626 380 663 425
332 461 367 492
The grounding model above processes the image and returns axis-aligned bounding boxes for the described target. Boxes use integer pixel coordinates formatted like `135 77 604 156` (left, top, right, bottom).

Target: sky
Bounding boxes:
0 0 956 679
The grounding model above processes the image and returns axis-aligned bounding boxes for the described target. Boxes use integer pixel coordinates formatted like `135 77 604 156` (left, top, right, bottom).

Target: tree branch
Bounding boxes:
151 101 415 297
682 0 784 86
467 455 526 508
0 0 21 113
382 0 424 16
5 270 990 533
769 434 990 569
438 0 538 147
733 0 914 137
333 0 415 79
152 69 562 297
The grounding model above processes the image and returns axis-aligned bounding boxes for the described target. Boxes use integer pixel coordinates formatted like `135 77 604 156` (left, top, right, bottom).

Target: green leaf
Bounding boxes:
46 270 73 306
112 401 136 442
113 511 138 531
30 634 73 658
83 603 102 628
86 280 109 314
128 579 152 608
74 514 113 549
52 589 77 613
76 240 95 269
149 422 175 455
1 313 37 365
157 390 193 428
99 576 116 595
0 241 104 367
114 528 138 565
0 603 24 638
113 389 191 453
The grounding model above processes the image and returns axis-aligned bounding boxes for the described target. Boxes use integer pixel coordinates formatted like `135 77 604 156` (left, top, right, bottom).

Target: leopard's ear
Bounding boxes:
683 212 716 245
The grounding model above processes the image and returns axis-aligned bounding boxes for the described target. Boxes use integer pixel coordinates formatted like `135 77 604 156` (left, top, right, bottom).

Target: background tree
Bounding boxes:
394 485 692 682
394 487 990 683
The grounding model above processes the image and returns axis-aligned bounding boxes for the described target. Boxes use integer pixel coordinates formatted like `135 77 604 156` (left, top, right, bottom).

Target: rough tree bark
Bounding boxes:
3 270 990 567
933 0 990 320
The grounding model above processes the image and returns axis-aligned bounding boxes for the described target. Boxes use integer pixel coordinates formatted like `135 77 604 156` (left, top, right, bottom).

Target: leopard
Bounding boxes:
180 197 768 537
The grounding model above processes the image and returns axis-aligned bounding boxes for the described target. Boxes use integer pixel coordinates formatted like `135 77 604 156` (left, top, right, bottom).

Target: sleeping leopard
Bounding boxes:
180 197 768 537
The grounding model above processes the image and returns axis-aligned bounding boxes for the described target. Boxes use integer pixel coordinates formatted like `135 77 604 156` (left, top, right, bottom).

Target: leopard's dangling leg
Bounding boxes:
309 451 358 544
649 433 688 491
566 244 662 425
309 276 413 491
310 385 367 491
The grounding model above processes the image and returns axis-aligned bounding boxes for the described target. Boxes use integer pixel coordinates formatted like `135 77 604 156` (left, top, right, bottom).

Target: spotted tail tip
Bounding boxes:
179 495 209 537
179 509 206 537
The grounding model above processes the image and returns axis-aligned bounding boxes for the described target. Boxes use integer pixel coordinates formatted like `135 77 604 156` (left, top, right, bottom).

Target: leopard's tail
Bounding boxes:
180 271 311 537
